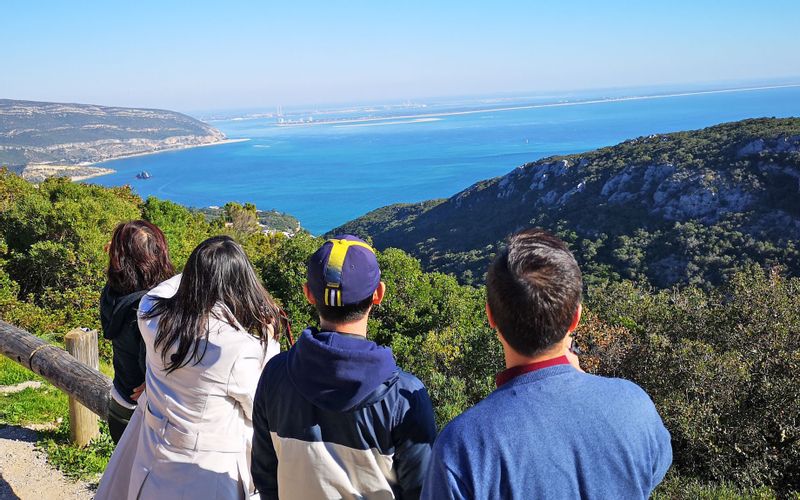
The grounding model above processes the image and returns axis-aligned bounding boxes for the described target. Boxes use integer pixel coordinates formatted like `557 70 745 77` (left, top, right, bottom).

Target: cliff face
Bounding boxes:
333 118 800 287
0 99 225 167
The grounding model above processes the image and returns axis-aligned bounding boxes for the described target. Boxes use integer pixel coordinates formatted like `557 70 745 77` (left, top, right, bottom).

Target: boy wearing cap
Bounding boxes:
252 235 437 500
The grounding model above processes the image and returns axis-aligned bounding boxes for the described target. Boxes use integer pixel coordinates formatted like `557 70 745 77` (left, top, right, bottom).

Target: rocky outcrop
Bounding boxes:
595 164 755 223
737 135 800 157
737 139 766 157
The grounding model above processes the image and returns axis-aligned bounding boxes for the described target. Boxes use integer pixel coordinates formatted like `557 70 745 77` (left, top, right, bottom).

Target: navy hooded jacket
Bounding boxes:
252 328 437 500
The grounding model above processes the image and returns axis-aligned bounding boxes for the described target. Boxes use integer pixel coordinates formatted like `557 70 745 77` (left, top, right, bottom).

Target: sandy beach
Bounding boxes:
19 138 250 183
97 137 250 163
21 164 117 183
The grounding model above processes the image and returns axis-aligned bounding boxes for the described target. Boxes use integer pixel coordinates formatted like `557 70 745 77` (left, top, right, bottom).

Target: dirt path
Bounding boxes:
0 425 94 499
0 382 42 395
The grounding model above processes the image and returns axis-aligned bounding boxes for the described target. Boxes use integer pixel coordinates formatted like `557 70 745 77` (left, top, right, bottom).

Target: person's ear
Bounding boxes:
487 305 516 353
567 303 582 334
372 282 386 305
303 283 316 305
485 302 497 329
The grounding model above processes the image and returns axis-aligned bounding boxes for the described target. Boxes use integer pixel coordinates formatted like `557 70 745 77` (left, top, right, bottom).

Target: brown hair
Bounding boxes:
107 220 175 295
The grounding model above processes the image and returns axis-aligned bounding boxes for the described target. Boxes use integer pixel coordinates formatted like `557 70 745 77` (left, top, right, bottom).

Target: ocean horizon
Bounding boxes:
91 85 800 234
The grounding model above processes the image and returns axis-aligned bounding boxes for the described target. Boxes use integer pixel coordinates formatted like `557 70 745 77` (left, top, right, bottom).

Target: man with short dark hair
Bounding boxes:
421 228 672 500
252 235 437 500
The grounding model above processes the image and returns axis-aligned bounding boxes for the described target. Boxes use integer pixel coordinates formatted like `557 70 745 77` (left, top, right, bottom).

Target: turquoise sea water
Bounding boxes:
92 86 800 234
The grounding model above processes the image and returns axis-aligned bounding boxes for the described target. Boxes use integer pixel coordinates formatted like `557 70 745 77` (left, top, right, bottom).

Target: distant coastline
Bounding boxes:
20 165 117 183
20 138 250 183
86 84 800 234
97 137 250 164
275 83 800 128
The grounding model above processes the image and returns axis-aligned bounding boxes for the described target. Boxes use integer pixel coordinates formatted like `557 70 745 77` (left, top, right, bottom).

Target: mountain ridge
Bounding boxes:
0 98 225 168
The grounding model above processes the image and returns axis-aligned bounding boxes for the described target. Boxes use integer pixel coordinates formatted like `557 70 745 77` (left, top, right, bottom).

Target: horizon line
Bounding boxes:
270 83 800 128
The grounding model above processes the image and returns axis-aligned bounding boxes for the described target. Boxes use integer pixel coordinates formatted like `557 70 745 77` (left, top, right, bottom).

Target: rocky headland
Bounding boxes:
0 99 228 172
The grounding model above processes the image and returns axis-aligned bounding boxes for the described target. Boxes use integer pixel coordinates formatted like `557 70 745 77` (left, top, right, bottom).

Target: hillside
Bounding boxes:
2 163 799 497
333 118 800 287
0 99 225 168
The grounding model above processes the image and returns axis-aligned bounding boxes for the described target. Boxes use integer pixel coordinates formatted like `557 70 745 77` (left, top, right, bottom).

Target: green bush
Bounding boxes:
582 267 800 495
0 174 140 298
142 196 211 269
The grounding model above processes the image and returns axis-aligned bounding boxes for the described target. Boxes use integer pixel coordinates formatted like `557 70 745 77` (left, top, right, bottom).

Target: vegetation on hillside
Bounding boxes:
1 169 798 496
333 118 800 289
195 204 300 234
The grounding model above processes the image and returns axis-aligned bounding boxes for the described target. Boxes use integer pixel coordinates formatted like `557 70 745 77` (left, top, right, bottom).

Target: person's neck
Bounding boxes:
318 318 368 337
503 342 567 369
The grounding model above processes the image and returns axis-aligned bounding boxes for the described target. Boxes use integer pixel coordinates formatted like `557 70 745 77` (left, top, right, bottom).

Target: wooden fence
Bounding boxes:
0 319 110 445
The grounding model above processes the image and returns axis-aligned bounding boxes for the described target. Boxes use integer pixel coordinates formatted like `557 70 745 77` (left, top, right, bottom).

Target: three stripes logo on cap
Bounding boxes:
323 239 375 306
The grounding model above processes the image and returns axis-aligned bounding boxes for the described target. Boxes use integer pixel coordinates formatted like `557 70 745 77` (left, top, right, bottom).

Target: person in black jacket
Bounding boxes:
101 220 174 443
252 235 437 500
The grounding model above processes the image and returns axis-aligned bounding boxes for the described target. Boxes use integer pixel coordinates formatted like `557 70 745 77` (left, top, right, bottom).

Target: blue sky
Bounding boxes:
2 1 799 111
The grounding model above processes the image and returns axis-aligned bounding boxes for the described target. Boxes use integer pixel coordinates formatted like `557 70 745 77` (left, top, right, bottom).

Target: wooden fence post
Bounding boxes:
64 328 100 446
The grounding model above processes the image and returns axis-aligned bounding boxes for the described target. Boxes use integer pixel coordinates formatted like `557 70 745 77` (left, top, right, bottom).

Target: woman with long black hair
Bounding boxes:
101 220 175 443
96 236 283 500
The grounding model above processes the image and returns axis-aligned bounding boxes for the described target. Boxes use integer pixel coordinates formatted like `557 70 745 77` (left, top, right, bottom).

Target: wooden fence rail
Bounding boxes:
0 319 111 421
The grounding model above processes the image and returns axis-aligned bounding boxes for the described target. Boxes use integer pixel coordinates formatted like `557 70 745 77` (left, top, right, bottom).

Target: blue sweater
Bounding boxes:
421 365 672 500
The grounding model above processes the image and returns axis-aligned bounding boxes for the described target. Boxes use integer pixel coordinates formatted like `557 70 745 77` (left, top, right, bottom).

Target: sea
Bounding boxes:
91 85 800 234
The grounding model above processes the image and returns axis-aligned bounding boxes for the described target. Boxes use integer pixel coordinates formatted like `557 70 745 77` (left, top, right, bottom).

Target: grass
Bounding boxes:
37 418 114 481
98 359 114 378
0 356 113 427
1 353 115 481
652 473 788 500
0 385 67 425
0 355 40 385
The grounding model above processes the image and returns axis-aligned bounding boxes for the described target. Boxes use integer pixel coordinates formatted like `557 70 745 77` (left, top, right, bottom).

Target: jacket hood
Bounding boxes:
286 328 398 412
100 284 146 340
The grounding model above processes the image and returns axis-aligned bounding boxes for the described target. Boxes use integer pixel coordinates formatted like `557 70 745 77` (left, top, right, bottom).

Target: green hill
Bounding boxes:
0 99 225 168
332 118 800 287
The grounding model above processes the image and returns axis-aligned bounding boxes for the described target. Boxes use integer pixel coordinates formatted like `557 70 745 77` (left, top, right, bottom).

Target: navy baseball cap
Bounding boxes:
307 235 381 307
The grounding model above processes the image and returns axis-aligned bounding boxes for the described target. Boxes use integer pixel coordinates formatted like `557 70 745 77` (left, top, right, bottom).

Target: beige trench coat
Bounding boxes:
96 275 280 500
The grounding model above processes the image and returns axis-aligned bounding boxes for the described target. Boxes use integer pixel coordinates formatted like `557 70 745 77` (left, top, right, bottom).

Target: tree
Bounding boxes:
142 197 210 269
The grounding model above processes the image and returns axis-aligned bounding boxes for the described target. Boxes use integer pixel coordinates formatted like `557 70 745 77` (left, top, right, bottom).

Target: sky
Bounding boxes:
2 0 799 112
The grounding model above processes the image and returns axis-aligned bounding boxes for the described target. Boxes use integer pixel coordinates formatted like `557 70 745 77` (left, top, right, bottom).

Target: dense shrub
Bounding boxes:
141 197 211 270
581 268 800 494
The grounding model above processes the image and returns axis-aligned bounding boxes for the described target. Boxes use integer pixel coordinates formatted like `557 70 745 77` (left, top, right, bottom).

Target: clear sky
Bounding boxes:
2 0 799 112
